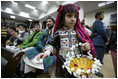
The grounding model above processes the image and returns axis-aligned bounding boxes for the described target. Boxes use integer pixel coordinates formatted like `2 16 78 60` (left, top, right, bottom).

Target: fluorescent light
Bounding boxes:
6 8 12 12
28 19 32 21
34 9 38 11
98 1 115 7
10 15 15 19
5 8 13 14
25 4 35 10
11 1 18 5
19 12 29 18
42 1 48 5
106 1 114 5
98 2 106 7
62 1 78 5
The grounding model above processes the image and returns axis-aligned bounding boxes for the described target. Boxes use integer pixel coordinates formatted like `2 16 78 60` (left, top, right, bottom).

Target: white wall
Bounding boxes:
78 3 84 22
85 6 117 27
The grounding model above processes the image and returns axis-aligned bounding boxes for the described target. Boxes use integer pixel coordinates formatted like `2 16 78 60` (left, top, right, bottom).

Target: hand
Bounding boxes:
16 45 20 48
6 40 11 45
13 32 18 38
105 40 109 45
20 48 23 50
82 42 90 51
36 53 48 61
42 49 46 53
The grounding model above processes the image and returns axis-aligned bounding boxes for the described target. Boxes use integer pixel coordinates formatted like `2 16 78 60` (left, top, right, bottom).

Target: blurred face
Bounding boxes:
9 29 16 35
19 26 25 31
64 12 77 28
16 26 19 31
34 25 40 31
99 13 104 20
46 19 54 29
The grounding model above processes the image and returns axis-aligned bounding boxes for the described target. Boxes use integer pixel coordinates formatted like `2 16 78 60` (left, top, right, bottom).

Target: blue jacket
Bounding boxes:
92 20 108 47
36 29 53 52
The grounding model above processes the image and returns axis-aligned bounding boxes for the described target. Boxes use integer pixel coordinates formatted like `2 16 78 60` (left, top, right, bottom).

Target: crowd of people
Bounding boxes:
1 4 117 78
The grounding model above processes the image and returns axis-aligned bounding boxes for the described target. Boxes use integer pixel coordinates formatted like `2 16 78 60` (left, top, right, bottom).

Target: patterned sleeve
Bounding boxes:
44 30 60 55
36 30 46 52
17 32 30 42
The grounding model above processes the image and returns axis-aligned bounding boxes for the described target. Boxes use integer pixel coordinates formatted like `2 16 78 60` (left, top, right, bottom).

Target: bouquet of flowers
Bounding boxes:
62 43 102 78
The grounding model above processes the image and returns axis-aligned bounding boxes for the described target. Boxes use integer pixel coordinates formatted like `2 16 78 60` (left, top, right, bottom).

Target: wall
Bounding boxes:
85 6 117 27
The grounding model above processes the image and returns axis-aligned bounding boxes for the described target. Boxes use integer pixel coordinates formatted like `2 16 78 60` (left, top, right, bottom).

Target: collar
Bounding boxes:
63 26 74 31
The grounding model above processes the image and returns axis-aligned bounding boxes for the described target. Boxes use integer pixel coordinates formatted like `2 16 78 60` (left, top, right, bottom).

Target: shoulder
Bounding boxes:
54 28 64 34
54 30 60 37
24 32 29 35
37 31 42 34
42 29 48 34
93 20 98 24
54 29 63 37
93 20 102 26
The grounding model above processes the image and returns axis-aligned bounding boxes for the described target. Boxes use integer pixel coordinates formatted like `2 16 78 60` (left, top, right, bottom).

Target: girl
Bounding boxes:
37 4 96 78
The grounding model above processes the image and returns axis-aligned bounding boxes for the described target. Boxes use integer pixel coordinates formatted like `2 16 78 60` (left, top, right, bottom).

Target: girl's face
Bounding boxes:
64 12 77 28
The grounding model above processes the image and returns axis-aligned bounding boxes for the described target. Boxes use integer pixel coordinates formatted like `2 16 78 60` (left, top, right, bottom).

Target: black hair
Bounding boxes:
8 25 16 32
95 11 104 19
46 16 55 23
18 24 27 28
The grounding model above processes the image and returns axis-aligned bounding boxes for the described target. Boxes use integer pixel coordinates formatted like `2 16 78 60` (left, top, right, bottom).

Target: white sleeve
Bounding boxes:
44 50 51 56
44 45 53 56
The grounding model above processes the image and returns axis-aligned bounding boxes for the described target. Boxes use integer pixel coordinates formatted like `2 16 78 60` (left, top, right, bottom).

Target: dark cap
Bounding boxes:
18 24 27 28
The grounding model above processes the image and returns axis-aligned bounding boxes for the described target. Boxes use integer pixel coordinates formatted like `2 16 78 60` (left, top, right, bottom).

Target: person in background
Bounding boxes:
21 16 55 78
15 24 19 33
20 24 42 49
13 24 42 78
6 25 17 47
81 19 85 26
83 25 92 36
92 11 108 77
11 24 29 77
14 24 30 47
108 24 117 78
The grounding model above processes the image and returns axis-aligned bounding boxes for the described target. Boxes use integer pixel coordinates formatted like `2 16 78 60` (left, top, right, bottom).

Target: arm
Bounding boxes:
17 32 30 42
36 30 47 52
93 22 108 42
21 31 42 49
36 31 60 59
20 33 34 49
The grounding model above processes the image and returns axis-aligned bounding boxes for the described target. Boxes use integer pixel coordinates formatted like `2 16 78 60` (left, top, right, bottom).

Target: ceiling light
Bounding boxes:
34 9 38 11
98 1 115 7
25 4 35 10
28 19 32 21
5 8 13 14
11 1 18 5
6 8 12 12
98 2 106 7
106 1 114 5
19 12 29 18
42 1 48 5
10 15 15 19
62 1 78 5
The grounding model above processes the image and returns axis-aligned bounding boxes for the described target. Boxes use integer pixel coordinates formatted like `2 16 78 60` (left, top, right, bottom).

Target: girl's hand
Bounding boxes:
82 42 90 51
